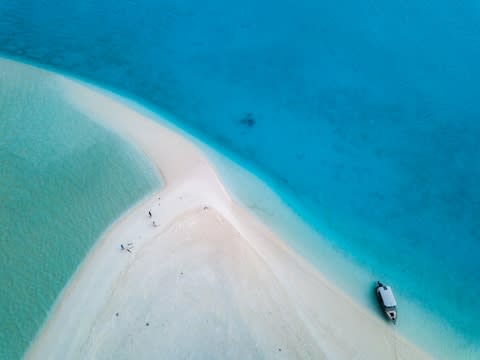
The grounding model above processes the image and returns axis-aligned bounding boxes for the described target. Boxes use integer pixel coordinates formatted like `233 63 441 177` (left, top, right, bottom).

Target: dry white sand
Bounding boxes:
25 75 431 359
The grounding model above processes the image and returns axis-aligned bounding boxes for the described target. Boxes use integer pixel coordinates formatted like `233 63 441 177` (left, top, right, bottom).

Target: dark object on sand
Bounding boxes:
120 243 134 253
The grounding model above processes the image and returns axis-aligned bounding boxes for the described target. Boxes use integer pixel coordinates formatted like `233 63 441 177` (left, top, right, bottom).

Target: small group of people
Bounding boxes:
119 204 159 254
120 243 133 253
148 210 159 226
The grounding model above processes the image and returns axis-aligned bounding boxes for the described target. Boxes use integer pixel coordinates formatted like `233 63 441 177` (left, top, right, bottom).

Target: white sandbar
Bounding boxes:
25 73 430 359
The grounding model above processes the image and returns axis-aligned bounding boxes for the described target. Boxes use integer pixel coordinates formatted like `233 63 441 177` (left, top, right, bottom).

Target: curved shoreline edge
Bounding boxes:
0 56 164 360
15 63 432 359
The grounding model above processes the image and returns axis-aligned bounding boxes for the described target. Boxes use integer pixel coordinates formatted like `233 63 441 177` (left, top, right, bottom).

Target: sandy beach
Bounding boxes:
25 76 430 359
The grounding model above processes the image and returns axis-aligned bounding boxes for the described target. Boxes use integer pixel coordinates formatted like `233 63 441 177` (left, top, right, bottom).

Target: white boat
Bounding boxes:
375 281 397 323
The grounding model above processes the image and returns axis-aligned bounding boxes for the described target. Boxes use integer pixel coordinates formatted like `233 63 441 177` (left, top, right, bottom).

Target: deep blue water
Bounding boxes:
1 1 480 357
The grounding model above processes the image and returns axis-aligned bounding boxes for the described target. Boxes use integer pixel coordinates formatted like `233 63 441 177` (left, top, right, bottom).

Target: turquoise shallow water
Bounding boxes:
0 59 161 359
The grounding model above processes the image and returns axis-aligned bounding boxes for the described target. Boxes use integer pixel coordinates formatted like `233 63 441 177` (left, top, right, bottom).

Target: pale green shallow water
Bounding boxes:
0 59 161 359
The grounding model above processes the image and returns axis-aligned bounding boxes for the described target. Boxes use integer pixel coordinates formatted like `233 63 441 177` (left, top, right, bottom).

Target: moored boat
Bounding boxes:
375 281 397 323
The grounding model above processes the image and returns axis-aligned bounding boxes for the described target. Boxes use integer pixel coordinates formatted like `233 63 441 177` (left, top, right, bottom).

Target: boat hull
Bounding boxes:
375 282 397 323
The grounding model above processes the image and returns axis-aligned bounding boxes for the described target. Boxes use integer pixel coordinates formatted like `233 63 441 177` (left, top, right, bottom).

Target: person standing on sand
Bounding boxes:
148 210 152 218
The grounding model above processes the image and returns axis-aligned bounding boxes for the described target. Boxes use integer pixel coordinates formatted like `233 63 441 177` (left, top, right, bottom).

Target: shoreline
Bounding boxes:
25 72 430 359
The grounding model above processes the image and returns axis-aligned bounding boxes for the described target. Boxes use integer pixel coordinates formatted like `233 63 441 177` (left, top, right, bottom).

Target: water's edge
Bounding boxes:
0 57 162 359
